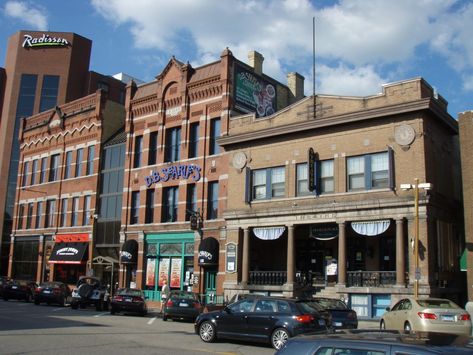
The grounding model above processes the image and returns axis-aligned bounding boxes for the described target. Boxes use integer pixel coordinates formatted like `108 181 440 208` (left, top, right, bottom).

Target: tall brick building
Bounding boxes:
0 31 126 275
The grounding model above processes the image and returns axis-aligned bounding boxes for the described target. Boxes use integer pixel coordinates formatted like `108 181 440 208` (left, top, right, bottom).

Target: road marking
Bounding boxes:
94 312 109 317
147 316 157 325
52 307 63 312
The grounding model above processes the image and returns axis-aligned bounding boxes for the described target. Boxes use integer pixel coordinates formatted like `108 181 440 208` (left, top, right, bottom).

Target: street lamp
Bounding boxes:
401 178 432 298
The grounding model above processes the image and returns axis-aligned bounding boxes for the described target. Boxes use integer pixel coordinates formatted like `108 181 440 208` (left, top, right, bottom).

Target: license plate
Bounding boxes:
179 303 189 307
318 319 326 326
125 298 132 302
442 315 455 322
12 286 17 289
43 290 51 294
334 321 343 327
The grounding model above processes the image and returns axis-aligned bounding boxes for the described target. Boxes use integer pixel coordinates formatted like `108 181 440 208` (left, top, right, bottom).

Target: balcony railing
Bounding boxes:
249 271 287 285
347 271 396 287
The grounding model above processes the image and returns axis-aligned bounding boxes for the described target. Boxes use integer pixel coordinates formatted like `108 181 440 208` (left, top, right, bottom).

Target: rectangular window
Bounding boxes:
165 127 181 162
86 146 94 175
45 200 56 228
39 75 59 112
209 118 221 155
75 148 83 177
347 152 389 191
145 189 155 224
320 160 334 193
296 163 311 196
186 184 197 221
207 181 219 220
16 74 37 119
60 198 68 227
49 154 60 182
148 132 158 165
133 135 143 168
83 195 91 226
26 203 33 229
162 186 179 222
35 201 43 229
64 151 72 179
17 204 24 229
189 122 199 159
251 167 285 200
22 161 30 187
71 197 79 226
40 157 47 183
130 191 140 224
31 159 38 185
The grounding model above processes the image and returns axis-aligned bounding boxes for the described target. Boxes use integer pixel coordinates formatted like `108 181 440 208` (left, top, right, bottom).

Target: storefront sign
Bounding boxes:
170 258 182 288
56 247 79 256
234 64 277 118
56 233 89 243
145 163 202 187
226 243 237 273
146 258 156 287
22 34 70 48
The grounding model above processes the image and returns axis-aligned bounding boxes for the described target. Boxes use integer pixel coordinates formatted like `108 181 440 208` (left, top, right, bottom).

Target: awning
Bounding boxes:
351 220 391 236
48 242 88 264
120 239 138 264
198 237 219 266
253 226 285 240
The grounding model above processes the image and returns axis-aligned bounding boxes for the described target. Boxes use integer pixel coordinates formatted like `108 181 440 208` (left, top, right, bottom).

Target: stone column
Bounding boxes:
241 228 250 285
337 222 346 285
136 232 145 289
396 218 406 286
36 235 44 283
286 225 295 285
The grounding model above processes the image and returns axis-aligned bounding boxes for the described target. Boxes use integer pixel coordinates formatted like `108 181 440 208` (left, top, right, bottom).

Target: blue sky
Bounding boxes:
0 0 472 117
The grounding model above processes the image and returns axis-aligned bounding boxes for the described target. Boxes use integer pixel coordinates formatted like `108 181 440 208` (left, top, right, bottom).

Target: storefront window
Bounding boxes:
54 264 86 284
12 239 39 280
160 243 181 255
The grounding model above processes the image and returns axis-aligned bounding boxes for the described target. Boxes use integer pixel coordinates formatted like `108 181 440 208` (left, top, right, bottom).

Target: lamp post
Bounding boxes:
400 179 432 298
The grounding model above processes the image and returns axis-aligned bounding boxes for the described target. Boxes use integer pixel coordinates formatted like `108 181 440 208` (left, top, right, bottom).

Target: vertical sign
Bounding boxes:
308 148 315 192
158 258 170 286
226 243 237 273
146 258 156 287
170 258 182 288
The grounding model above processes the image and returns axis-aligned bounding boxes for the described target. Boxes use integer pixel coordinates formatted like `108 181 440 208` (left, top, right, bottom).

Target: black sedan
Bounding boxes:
3 280 37 302
34 282 71 306
163 290 203 321
275 329 473 355
0 276 10 297
195 296 328 350
110 288 147 316
308 297 358 329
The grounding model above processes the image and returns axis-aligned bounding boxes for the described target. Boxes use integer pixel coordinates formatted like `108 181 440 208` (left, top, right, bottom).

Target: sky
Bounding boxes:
0 0 472 117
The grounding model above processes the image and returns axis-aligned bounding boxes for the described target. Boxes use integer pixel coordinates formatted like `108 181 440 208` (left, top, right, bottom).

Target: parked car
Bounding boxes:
163 290 203 321
71 276 109 311
0 276 10 297
34 281 71 306
308 297 358 329
3 279 37 302
195 296 328 350
380 297 472 335
110 288 147 316
275 329 473 355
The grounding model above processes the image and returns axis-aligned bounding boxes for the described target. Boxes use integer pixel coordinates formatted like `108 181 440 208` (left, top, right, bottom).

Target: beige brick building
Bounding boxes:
219 78 463 318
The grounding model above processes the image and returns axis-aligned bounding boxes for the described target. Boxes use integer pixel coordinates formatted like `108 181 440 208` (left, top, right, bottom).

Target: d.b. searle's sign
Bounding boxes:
145 163 202 187
22 34 70 49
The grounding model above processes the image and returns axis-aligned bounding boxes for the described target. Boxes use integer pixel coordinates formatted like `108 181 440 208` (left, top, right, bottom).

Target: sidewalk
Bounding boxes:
358 320 380 329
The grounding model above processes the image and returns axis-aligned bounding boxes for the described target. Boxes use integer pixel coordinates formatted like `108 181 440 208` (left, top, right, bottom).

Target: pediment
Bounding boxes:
156 56 186 82
48 106 65 131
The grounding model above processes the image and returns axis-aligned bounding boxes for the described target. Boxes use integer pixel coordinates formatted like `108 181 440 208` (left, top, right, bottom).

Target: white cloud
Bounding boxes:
3 1 48 31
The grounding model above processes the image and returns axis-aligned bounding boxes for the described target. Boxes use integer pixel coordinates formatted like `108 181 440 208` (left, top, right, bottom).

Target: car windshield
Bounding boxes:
40 282 62 288
312 299 348 310
117 288 142 297
170 291 198 300
13 280 29 286
416 299 459 309
297 300 321 314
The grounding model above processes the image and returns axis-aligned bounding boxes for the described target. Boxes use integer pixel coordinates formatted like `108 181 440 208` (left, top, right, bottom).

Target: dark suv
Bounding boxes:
195 295 329 350
71 276 109 311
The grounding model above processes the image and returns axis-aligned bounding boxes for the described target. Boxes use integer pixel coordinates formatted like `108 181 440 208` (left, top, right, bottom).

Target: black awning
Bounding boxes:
198 237 219 266
120 239 138 264
48 242 88 264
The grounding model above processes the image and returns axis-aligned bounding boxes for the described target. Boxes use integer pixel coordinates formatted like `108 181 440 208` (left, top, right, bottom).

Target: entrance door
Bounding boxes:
204 268 217 304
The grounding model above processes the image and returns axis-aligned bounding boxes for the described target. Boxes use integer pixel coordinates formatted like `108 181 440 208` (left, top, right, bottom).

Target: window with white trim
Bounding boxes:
251 166 285 200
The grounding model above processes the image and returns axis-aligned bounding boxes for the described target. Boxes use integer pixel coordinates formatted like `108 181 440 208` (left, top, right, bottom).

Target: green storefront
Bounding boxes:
143 232 195 301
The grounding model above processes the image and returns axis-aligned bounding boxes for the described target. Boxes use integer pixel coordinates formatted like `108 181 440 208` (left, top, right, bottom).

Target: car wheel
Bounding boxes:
34 299 40 305
271 328 290 350
162 314 168 321
103 300 109 311
199 321 216 343
3 297 8 301
71 302 78 310
25 293 32 303
404 322 412 331
380 320 386 330
110 308 116 315
96 300 103 311
59 296 66 307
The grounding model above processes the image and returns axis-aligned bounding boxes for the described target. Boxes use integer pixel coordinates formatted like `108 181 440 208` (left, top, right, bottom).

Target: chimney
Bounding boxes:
287 72 305 101
248 51 264 75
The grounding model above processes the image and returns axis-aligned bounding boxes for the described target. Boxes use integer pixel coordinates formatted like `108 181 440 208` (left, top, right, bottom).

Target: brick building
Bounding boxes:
10 90 124 283
219 78 464 318
121 49 304 302
0 31 126 275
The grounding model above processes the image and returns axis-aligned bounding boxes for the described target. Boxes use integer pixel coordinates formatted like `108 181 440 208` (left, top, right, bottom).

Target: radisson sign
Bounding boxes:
22 34 70 49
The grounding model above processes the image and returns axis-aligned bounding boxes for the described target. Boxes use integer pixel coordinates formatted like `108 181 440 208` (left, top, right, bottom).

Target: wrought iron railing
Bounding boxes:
347 271 397 287
249 271 287 285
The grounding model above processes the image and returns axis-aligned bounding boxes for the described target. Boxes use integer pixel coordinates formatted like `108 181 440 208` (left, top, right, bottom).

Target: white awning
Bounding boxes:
253 226 286 240
351 220 391 236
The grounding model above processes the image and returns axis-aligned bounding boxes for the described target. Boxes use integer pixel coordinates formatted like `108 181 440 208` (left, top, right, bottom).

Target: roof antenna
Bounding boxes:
313 16 316 120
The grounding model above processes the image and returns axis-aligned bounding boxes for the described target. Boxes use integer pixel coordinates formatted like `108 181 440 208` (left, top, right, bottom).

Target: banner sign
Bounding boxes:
234 64 277 118
146 258 156 287
170 258 182 288
158 258 170 286
145 163 201 187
